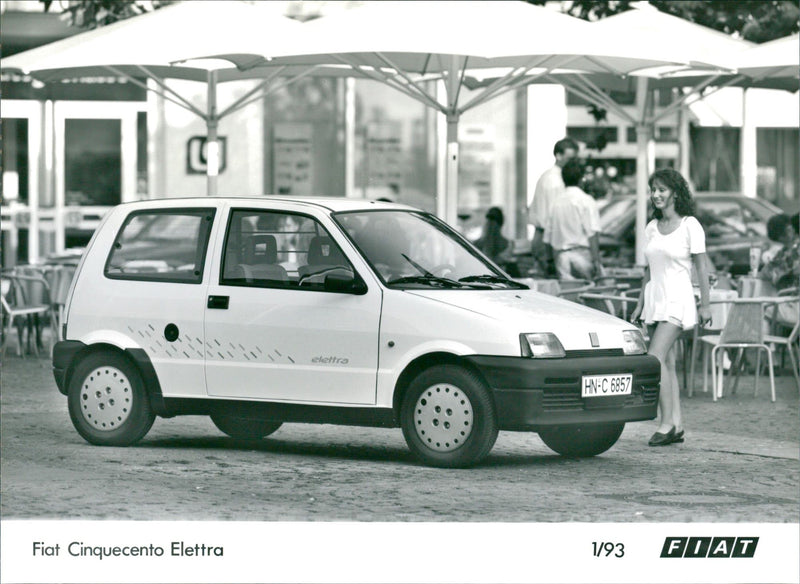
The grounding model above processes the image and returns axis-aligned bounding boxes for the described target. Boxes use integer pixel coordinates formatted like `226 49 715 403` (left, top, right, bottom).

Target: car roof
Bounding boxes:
113 195 417 214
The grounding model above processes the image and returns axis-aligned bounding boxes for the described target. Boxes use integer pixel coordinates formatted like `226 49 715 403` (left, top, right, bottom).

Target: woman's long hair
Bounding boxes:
648 168 695 219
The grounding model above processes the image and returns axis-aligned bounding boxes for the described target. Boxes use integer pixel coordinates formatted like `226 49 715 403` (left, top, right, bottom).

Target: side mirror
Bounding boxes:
324 272 368 295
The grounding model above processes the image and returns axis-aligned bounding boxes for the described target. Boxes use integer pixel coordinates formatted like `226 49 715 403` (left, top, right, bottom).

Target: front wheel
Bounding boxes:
67 350 155 446
210 412 282 440
401 365 498 468
538 423 625 458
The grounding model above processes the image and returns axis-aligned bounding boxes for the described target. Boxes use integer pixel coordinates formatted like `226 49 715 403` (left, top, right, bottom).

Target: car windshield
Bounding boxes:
334 210 525 289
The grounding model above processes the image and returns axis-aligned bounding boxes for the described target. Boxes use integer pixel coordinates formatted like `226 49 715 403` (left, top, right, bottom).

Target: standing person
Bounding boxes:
758 213 799 328
759 213 800 290
544 158 603 280
630 169 712 447
529 137 579 275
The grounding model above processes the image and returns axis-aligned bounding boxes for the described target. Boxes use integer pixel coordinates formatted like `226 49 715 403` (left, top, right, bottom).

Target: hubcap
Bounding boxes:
79 366 132 431
413 383 473 452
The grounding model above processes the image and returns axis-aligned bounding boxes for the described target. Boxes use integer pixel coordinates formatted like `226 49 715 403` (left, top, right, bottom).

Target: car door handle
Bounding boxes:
207 295 229 310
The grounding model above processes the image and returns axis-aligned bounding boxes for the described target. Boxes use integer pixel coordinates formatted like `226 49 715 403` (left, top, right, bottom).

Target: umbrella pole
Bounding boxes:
445 113 460 228
635 77 653 267
206 71 220 197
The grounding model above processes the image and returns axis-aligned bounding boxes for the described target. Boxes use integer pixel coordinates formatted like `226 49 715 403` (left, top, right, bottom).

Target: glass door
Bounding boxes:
53 101 144 253
1 100 42 266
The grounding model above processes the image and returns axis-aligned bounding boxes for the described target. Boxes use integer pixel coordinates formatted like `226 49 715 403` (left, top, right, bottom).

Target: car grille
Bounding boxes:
541 373 660 411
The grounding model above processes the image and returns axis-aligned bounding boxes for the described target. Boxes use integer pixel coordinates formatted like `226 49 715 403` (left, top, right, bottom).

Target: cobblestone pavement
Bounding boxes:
1 354 797 522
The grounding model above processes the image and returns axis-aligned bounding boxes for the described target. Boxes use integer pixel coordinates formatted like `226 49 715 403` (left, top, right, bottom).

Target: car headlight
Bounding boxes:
520 333 566 358
622 330 647 355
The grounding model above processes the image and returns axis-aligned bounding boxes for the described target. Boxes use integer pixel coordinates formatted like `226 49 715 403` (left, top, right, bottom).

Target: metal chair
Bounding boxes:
763 288 799 388
695 297 796 402
1 273 57 358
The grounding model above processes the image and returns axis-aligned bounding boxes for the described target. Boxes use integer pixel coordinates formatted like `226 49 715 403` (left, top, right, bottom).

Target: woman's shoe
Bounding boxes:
648 427 676 447
672 429 684 444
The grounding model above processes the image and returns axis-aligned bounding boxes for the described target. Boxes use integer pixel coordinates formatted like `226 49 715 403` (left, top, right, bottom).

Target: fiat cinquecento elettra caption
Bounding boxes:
53 197 660 468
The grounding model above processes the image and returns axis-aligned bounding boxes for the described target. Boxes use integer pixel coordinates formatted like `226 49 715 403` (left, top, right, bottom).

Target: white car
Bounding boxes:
53 197 660 467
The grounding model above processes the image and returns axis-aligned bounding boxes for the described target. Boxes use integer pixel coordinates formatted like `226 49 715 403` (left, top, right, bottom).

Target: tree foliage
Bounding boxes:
39 0 174 29
527 0 799 42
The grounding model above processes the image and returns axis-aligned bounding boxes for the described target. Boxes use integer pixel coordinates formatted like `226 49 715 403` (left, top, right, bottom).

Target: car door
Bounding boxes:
204 206 382 404
68 205 219 399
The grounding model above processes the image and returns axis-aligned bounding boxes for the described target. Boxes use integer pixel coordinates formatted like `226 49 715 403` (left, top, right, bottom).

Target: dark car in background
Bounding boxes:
598 193 783 275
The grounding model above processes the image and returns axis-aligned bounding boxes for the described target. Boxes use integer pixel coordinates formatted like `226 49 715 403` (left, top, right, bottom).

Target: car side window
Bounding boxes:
105 209 215 283
220 209 354 291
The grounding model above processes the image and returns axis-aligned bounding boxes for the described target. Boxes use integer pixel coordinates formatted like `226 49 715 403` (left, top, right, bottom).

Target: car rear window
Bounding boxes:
105 208 215 283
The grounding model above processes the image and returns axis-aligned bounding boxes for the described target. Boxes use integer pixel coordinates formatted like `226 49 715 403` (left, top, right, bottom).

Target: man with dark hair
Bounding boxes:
529 137 579 274
544 158 602 280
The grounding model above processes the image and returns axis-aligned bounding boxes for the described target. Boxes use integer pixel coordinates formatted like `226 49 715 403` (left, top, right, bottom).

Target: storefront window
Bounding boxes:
264 77 346 197
354 80 437 212
690 126 741 192
65 118 121 206
1 118 29 205
456 86 523 240
757 127 799 210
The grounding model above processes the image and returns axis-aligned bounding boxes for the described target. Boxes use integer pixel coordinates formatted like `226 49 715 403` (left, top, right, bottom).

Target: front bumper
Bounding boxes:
465 352 660 431
52 340 86 395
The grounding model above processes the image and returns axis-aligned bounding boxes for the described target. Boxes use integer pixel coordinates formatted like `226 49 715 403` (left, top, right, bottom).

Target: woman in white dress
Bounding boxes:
630 169 712 447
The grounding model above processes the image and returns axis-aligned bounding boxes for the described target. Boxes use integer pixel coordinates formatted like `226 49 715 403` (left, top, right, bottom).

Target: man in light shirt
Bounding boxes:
544 158 602 280
529 137 579 274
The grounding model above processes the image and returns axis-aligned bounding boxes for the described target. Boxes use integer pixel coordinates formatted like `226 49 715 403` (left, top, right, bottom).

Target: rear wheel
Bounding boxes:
67 350 155 446
210 412 282 440
401 365 498 468
538 423 625 457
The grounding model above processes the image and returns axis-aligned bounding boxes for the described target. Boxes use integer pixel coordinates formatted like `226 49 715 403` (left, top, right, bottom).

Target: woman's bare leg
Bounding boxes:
648 322 684 434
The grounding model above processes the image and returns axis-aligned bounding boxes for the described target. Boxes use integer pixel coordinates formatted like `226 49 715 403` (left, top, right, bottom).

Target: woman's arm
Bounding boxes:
693 252 712 325
629 265 650 323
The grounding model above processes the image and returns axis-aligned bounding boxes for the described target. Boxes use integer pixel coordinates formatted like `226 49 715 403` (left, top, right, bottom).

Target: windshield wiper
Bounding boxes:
387 275 465 288
459 274 528 289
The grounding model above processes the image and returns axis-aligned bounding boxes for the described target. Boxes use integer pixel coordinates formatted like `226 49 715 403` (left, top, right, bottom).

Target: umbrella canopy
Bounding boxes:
230 0 715 225
466 6 789 264
1 1 303 80
240 0 708 73
1 1 344 198
723 33 799 82
2 0 723 229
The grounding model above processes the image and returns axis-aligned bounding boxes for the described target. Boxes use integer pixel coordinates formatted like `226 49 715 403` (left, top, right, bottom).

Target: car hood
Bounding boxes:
406 288 639 351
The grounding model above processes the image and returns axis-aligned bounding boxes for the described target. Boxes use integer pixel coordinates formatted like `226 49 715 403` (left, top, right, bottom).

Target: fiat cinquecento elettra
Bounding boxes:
53 197 660 467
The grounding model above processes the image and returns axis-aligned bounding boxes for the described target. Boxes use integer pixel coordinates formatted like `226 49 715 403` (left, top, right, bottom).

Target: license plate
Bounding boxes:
581 373 633 398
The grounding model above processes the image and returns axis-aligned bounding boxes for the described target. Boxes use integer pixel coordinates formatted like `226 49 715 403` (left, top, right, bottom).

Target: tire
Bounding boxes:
401 364 498 468
210 412 282 440
538 423 625 458
67 350 155 446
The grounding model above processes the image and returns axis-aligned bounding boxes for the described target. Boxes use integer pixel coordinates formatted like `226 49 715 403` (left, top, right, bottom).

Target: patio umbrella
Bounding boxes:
1 0 348 199
223 0 717 227
723 33 799 83
464 6 783 264
4 0 716 232
2 0 359 256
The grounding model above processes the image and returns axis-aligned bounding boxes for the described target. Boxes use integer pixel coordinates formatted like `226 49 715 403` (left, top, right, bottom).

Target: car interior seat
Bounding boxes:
227 234 288 283
298 236 350 284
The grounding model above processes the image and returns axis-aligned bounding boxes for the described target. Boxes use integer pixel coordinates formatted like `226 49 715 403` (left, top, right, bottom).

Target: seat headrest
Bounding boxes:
245 234 278 264
307 236 346 265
